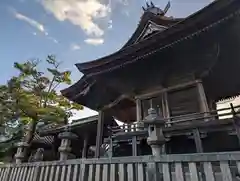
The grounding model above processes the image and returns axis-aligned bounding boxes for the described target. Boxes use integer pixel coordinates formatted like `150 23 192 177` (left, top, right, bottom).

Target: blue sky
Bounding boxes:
0 0 212 118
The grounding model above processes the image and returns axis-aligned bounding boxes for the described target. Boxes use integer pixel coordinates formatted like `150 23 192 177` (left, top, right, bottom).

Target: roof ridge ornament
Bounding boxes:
142 1 171 16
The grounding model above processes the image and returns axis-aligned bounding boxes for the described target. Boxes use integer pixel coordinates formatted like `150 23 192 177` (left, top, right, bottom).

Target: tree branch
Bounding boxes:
43 63 60 107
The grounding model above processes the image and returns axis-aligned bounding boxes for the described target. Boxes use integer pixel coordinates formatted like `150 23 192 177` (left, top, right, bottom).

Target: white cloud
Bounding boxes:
122 10 130 17
108 19 113 29
108 24 112 29
12 9 59 44
14 11 48 35
84 38 104 45
41 0 111 37
48 37 59 43
70 43 81 50
116 0 129 6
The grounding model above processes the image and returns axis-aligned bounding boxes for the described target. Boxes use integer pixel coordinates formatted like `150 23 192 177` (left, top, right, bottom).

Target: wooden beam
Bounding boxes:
82 134 89 158
102 94 134 110
95 111 104 158
135 80 200 100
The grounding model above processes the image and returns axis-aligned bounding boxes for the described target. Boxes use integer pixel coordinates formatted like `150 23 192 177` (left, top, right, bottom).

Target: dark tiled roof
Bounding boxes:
32 133 54 145
39 115 98 136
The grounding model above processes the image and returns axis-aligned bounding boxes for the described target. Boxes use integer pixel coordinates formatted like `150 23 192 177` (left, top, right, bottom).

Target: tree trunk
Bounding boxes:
24 120 37 144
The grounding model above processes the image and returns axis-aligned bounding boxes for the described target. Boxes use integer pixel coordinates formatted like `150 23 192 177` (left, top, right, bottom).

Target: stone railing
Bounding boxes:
1 151 240 181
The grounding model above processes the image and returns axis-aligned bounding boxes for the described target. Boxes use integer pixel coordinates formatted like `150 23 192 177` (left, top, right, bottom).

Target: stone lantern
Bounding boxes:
15 122 33 164
144 107 166 156
15 141 29 164
58 127 78 161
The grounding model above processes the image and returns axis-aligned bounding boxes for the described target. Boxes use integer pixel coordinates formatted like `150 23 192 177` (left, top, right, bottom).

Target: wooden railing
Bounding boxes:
1 151 240 181
110 104 240 136
110 121 144 134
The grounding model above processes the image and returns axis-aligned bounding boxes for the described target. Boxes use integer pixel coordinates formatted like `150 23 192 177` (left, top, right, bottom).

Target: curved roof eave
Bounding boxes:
61 75 95 101
121 12 182 48
76 0 239 75
76 15 182 73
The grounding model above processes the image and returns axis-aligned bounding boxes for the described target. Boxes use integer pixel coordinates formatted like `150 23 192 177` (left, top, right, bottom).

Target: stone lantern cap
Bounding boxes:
58 131 78 140
15 153 25 159
15 141 30 147
143 108 165 125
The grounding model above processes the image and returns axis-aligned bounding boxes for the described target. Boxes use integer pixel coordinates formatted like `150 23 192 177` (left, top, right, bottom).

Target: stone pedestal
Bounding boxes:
58 131 78 161
15 142 29 164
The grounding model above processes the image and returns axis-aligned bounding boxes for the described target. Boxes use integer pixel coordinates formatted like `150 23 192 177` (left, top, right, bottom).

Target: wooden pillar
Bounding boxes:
132 136 137 156
197 80 209 114
208 99 217 111
162 92 170 125
95 111 104 158
197 81 210 122
192 128 205 181
231 104 240 146
161 92 170 151
136 99 142 122
109 138 113 158
233 118 240 146
193 129 203 153
82 134 89 158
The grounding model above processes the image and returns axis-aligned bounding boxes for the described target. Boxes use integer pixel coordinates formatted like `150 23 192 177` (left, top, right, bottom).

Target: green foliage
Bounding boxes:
0 55 83 145
0 123 23 160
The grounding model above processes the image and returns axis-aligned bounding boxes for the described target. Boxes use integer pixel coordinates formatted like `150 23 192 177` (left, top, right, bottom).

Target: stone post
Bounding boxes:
58 131 78 161
144 108 166 156
144 108 166 181
15 141 29 164
15 123 32 164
